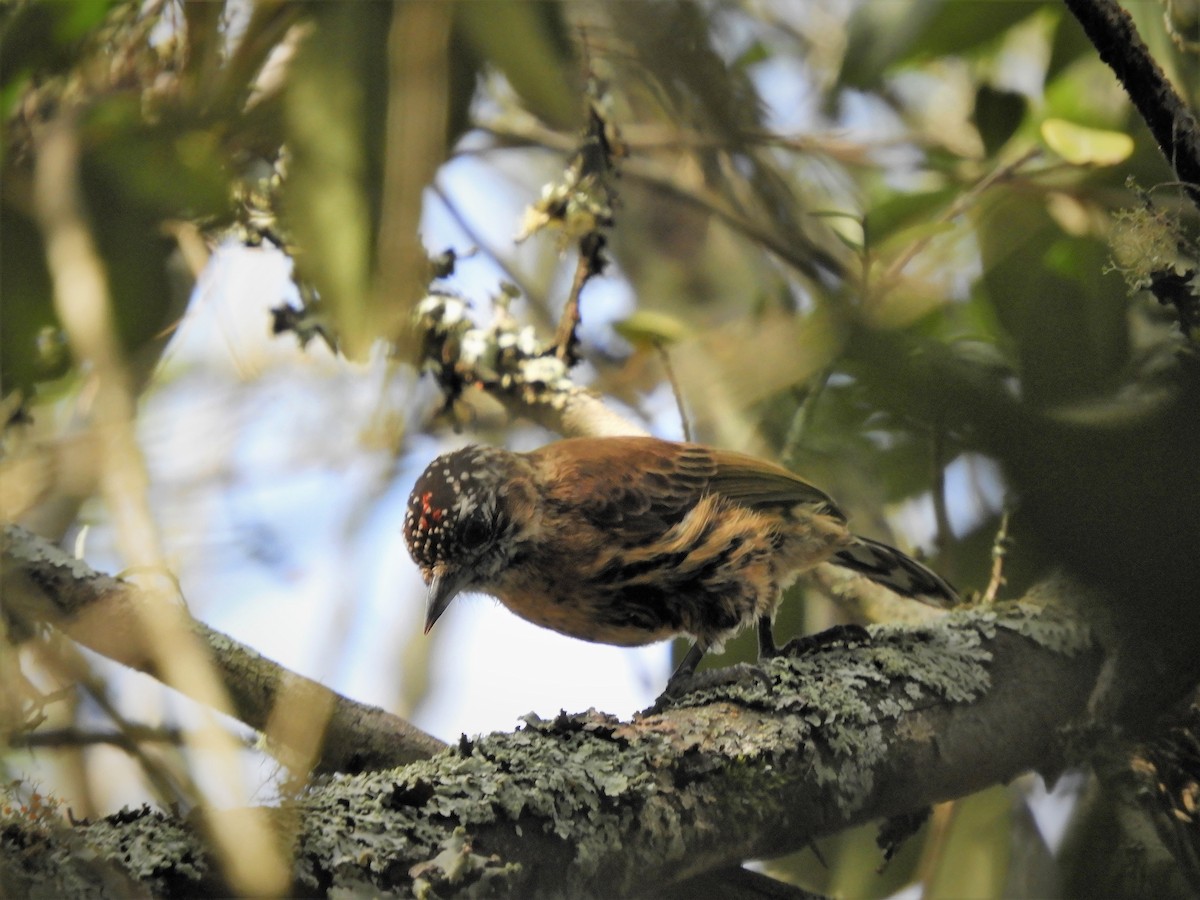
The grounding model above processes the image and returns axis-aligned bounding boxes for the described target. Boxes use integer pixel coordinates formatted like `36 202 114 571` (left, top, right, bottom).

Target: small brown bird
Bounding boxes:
404 436 956 686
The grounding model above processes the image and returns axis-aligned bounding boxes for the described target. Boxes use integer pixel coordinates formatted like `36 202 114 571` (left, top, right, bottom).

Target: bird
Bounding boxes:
403 436 957 689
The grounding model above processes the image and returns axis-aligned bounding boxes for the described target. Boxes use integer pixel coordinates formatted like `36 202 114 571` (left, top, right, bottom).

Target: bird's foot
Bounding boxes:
774 623 871 659
646 662 774 714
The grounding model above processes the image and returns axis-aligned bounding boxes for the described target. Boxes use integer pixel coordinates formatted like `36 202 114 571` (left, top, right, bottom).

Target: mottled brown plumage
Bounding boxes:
404 436 956 684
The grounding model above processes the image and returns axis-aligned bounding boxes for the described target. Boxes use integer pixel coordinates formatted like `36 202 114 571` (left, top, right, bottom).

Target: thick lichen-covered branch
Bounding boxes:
1 593 1104 897
0 524 445 775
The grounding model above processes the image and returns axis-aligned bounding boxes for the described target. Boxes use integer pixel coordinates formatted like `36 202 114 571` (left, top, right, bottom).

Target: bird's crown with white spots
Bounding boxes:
404 445 514 569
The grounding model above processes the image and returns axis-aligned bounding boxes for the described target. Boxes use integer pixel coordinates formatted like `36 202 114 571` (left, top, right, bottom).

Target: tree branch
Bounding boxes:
1063 0 1200 211
0 524 445 774
415 292 649 438
1 589 1106 897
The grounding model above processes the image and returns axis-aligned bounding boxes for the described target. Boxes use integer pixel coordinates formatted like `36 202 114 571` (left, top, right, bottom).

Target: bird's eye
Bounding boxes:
459 514 492 550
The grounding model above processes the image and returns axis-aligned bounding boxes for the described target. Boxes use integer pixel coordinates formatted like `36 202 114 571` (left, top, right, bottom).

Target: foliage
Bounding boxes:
2 0 1200 896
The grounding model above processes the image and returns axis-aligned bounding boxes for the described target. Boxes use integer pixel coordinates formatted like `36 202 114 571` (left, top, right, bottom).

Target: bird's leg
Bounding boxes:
760 614 870 661
756 615 779 658
666 642 707 689
652 638 773 709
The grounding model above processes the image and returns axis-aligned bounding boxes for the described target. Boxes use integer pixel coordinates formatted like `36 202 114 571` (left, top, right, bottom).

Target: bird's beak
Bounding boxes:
424 568 466 634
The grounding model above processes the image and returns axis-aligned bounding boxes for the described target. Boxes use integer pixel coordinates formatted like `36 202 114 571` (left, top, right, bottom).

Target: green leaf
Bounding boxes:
0 0 117 90
864 187 957 248
1040 118 1134 166
841 0 1043 88
973 85 1027 158
612 311 692 347
454 0 578 130
283 3 390 358
0 206 67 390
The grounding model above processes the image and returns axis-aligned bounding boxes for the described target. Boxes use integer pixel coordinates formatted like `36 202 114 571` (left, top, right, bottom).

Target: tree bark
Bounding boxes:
1 570 1104 897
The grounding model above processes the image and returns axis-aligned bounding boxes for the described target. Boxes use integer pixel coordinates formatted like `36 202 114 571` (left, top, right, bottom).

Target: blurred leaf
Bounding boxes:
609 1 767 150
841 0 1042 89
733 38 771 70
1040 118 1135 166
0 206 66 390
922 789 1013 899
895 1 1043 63
674 308 844 429
0 0 118 91
1044 57 1130 128
825 815 927 899
454 0 578 131
84 98 230 217
864 186 957 248
973 85 1027 158
612 311 692 347
283 3 390 358
839 0 940 89
872 218 958 262
1045 6 1095 84
975 191 1129 405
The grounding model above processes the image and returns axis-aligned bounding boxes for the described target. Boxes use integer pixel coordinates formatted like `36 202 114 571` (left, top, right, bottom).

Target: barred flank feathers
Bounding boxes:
832 537 957 607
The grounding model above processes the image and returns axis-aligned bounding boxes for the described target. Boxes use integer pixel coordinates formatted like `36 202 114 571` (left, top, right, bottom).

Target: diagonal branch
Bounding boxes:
1063 0 1200 211
1 524 445 774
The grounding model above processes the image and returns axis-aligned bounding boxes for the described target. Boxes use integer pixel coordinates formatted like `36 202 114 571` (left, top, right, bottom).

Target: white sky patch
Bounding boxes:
414 596 667 739
1025 770 1086 855
890 452 1006 548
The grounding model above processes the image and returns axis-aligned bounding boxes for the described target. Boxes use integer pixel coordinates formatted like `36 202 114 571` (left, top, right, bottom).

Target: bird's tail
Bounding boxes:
833 537 957 607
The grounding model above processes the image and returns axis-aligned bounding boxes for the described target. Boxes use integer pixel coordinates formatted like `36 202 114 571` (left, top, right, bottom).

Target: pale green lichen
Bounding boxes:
996 599 1094 656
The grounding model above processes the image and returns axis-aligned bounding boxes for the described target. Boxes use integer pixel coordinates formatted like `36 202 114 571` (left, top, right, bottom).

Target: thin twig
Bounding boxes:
554 239 598 364
28 634 199 810
780 368 831 468
655 343 692 441
875 147 1041 296
12 725 188 750
430 182 543 308
981 510 1011 604
931 426 953 558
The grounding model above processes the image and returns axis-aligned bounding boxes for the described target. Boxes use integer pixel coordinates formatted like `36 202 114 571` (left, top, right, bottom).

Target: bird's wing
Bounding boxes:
531 437 714 533
531 437 844 534
705 446 846 520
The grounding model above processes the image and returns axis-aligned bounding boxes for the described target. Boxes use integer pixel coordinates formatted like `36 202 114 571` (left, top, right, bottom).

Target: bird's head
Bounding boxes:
404 445 529 633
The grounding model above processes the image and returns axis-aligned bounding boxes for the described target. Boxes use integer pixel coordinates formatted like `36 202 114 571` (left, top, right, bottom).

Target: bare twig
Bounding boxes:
430 182 542 308
655 344 692 442
931 427 953 559
11 725 187 750
981 511 1011 605
554 232 606 364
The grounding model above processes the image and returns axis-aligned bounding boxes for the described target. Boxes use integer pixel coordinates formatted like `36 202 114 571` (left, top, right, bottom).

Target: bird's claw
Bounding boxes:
647 662 775 713
775 623 871 659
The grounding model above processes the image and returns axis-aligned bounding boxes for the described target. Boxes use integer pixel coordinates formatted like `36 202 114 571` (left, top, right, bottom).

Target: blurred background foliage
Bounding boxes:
2 0 1200 896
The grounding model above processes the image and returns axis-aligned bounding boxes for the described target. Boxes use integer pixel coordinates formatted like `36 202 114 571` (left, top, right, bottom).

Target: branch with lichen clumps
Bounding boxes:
414 291 647 438
1 588 1105 897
